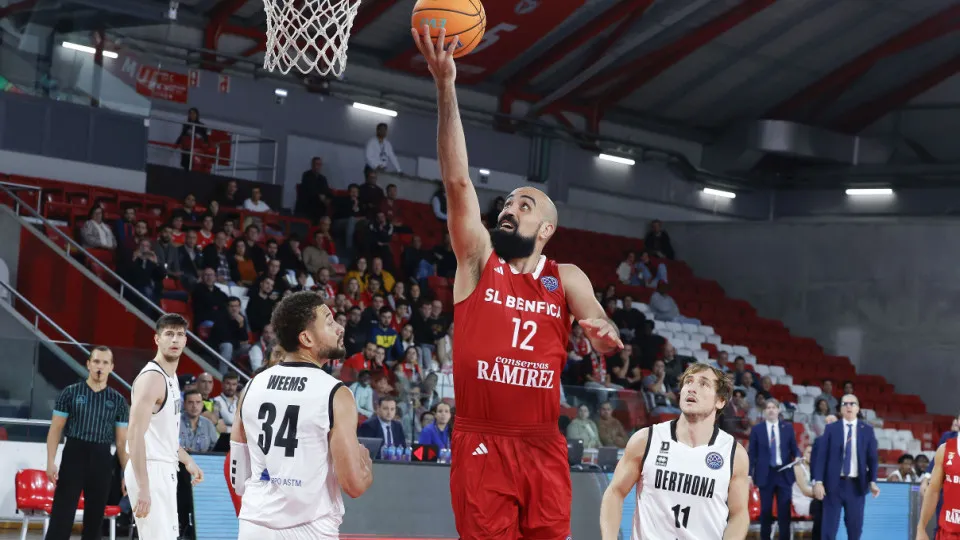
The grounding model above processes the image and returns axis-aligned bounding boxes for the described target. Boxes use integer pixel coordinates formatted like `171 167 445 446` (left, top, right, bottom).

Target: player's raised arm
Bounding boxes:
560 264 623 355
411 26 491 273
329 385 373 498
723 443 750 540
917 443 947 540
600 427 649 540
126 372 166 516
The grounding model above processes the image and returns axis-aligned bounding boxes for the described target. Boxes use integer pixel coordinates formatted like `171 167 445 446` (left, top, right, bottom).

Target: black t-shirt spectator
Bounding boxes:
297 170 332 218
411 313 435 344
402 244 430 278
644 230 675 260
613 308 646 333
244 241 268 274
432 244 456 279
192 283 229 325
359 184 385 218
212 312 247 347
632 333 665 371
334 194 363 221
344 321 368 356
246 293 277 334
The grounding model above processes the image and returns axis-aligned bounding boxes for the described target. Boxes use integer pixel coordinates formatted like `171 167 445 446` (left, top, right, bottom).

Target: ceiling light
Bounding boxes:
274 88 288 97
478 168 490 175
845 188 893 196
598 153 635 166
62 41 118 59
703 187 736 199
352 102 398 117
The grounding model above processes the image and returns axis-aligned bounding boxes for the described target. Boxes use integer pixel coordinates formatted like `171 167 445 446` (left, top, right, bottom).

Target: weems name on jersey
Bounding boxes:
653 469 717 499
483 288 563 319
476 357 555 389
265 375 308 392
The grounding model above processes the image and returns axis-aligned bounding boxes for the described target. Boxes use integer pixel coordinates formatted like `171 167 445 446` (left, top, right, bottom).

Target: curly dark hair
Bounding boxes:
271 291 326 352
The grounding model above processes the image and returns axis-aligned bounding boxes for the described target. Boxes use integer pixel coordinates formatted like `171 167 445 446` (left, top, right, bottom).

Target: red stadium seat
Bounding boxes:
15 469 120 538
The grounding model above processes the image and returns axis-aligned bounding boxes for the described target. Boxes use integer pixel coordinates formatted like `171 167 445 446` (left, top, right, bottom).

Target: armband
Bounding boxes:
229 441 251 496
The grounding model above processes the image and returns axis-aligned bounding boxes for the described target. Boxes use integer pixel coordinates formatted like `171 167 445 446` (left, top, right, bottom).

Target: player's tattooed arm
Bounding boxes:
560 264 624 355
600 428 649 540
916 443 947 540
723 443 750 540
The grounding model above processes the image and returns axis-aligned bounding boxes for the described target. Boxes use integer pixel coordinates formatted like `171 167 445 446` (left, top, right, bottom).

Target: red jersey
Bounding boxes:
453 252 571 436
197 230 214 249
940 437 960 532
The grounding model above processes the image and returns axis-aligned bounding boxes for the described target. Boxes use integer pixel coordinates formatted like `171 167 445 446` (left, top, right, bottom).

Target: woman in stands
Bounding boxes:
419 402 453 452
388 280 407 310
811 397 831 436
566 404 602 449
232 240 257 287
344 257 368 292
343 277 365 310
176 107 209 171
81 206 117 250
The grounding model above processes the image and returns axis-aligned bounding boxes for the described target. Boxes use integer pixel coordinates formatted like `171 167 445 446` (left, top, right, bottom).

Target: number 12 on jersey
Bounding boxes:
511 318 537 351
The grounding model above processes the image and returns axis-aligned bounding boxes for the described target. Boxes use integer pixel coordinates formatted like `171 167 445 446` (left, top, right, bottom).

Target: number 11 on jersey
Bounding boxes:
511 318 537 351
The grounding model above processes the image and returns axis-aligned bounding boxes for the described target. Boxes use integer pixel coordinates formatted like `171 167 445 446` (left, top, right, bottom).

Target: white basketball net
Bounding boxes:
262 0 361 77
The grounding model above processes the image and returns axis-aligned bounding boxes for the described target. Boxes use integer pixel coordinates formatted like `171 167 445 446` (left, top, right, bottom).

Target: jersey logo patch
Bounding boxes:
75 395 87 406
705 452 724 470
949 452 955 466
660 441 670 454
541 276 559 292
105 400 115 409
656 455 668 467
260 468 271 481
495 266 504 275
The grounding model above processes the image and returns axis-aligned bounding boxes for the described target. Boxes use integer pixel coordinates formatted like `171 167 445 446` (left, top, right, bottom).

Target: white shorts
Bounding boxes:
238 519 338 540
124 460 179 540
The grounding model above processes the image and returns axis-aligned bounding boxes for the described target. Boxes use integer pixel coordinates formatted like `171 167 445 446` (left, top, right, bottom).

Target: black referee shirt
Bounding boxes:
53 381 130 444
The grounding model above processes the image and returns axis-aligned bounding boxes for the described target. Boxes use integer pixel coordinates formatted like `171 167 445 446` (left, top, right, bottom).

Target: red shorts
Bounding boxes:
938 530 960 539
450 423 571 540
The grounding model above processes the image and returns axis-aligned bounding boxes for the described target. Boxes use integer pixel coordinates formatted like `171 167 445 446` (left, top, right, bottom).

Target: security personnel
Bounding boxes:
45 346 130 540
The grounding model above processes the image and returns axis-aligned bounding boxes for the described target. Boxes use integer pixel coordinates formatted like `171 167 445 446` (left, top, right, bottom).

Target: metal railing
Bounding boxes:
146 118 279 184
0 182 251 382
0 417 51 427
0 280 132 390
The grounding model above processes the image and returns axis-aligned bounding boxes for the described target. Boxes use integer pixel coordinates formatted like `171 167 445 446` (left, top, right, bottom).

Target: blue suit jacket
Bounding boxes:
357 416 406 458
749 420 800 486
812 419 878 494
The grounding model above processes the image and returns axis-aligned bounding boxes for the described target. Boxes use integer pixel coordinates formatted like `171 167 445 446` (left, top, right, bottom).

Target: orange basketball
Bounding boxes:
411 0 486 58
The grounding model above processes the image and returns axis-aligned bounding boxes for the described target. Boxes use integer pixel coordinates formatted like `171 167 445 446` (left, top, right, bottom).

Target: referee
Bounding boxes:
45 346 130 540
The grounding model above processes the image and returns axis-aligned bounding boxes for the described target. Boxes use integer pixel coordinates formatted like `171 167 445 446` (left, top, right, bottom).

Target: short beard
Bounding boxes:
490 227 537 261
316 346 347 362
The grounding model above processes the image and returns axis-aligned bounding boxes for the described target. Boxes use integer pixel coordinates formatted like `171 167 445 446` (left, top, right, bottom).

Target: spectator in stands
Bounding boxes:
349 371 375 418
359 169 385 219
631 319 664 370
212 297 250 369
176 108 208 170
402 235 433 281
297 157 332 221
276 233 304 274
596 401 628 448
211 372 240 441
343 342 380 384
485 196 505 228
748 393 768 425
265 238 280 263
248 324 276 372
567 322 597 380
344 257 368 291
123 219 151 270
192 268 228 327
220 180 240 207
312 267 336 304
885 454 918 482
418 402 452 450
254 259 289 298
714 350 730 372
740 371 758 405
316 216 340 264
301 230 332 276
431 184 447 222
661 342 686 389
365 123 402 175
196 372 219 421
126 239 164 305
721 387 751 441
361 294 387 330
81 206 117 250
222 219 238 246
811 398 831 436
644 219 675 260
243 186 271 213
178 230 204 291
231 240 257 287
343 278 364 310
608 345 637 389
792 446 814 518
819 379 839 412
333 183 364 252
916 454 930 477
637 251 668 288
340 306 365 357
432 233 457 279
388 280 407 310
174 194 201 223
358 396 406 458
196 214 216 249
153 225 181 279
434 322 454 371
648 282 699 324
612 295 645 341
242 224 268 273
367 211 394 266
206 200 223 228
115 207 138 255
420 372 442 411
730 356 748 385
179 390 217 453
246 277 277 334
408 281 423 305
169 215 186 245
567 404 601 449
842 380 855 396
643 359 681 415
371 306 403 362
203 231 240 285
759 375 774 398
379 184 407 228
367 256 396 293
616 251 638 285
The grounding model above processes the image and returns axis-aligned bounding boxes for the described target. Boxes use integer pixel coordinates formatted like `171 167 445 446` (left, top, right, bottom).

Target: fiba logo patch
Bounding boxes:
705 452 724 470
541 276 559 292
75 395 87 406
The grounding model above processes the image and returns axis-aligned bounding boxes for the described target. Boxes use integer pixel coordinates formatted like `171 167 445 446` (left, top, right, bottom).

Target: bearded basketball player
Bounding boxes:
599 364 750 540
412 26 624 540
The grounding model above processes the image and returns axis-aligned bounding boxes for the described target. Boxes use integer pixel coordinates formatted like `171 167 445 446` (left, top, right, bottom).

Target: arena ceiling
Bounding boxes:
4 0 960 186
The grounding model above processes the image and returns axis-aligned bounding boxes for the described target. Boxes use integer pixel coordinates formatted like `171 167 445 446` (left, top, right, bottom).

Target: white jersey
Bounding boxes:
632 420 736 540
126 361 181 463
238 362 345 532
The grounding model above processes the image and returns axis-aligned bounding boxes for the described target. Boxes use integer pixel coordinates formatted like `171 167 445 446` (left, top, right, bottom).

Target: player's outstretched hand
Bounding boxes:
579 318 624 353
186 460 205 485
411 25 457 86
134 491 151 519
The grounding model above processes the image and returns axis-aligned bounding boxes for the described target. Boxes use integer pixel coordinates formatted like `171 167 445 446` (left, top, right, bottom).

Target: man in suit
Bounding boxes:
178 230 205 292
357 396 405 459
810 413 838 539
812 393 880 540
749 398 801 540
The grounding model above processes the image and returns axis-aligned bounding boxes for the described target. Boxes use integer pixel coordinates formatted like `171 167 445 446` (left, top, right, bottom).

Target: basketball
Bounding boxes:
411 0 486 58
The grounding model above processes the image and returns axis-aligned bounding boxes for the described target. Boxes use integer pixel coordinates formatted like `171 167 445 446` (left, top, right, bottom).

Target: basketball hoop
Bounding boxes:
262 0 361 77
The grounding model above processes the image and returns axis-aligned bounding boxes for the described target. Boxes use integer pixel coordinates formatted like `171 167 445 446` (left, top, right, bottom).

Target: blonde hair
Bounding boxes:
679 363 733 405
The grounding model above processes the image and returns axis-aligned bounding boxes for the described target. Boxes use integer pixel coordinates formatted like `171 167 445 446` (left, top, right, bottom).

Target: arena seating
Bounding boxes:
1 172 952 466
15 468 121 539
